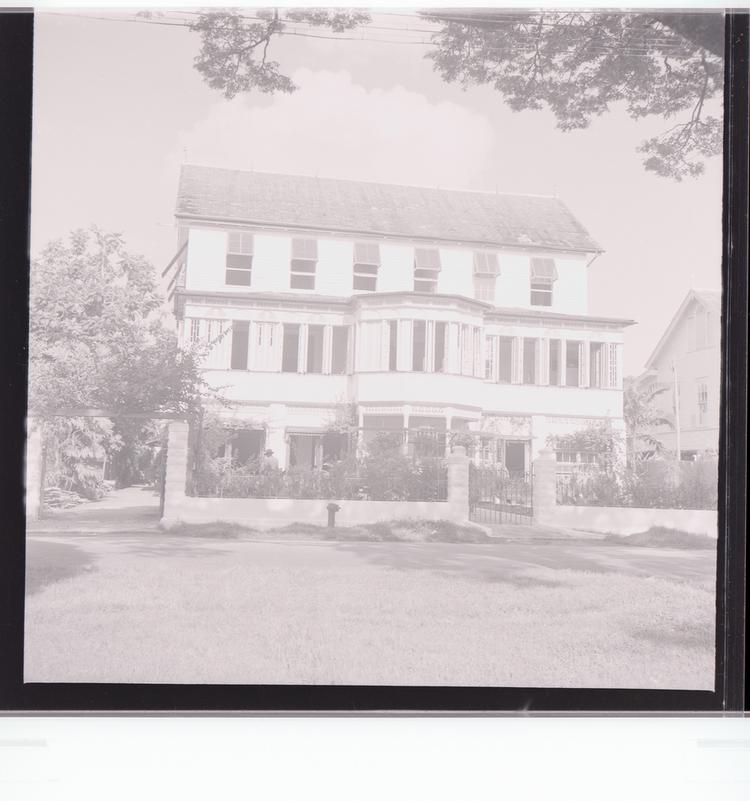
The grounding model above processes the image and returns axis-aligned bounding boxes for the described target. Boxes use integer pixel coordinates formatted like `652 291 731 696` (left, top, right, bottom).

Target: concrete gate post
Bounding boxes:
447 445 470 523
162 420 190 526
25 416 44 522
532 448 557 526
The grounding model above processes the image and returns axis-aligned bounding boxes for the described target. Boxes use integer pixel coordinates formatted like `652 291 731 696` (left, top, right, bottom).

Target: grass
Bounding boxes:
164 518 494 543
603 526 716 550
24 532 716 688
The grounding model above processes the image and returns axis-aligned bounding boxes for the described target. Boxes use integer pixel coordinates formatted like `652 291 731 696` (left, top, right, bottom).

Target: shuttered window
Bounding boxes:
353 242 380 291
529 257 557 306
414 248 441 293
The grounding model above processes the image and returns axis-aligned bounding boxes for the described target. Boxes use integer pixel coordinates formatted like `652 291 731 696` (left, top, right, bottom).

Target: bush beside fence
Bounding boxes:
192 454 447 502
556 458 718 511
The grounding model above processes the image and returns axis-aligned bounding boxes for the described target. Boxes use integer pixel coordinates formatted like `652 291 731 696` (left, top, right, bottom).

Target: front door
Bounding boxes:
504 440 527 477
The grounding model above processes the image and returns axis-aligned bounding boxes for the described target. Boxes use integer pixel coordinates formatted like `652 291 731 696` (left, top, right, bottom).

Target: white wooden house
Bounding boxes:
169 164 633 472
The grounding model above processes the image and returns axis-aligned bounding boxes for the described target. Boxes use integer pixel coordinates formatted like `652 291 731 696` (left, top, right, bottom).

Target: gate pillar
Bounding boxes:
25 416 44 521
447 445 470 522
532 448 557 526
162 420 190 526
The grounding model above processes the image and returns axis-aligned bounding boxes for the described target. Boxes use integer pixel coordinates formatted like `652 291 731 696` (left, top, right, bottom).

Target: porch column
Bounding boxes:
25 416 44 521
162 420 190 525
532 448 557 526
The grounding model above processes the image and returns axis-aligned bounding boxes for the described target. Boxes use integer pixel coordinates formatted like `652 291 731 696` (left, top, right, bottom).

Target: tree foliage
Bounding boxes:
30 227 214 490
189 8 724 179
189 8 370 99
623 381 674 463
29 227 209 417
423 11 724 179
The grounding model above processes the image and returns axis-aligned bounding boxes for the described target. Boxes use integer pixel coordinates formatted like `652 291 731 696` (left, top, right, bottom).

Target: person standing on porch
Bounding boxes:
261 449 279 473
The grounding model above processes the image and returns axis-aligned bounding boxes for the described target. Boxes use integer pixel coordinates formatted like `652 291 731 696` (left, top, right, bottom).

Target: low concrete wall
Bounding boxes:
162 495 457 530
551 505 718 538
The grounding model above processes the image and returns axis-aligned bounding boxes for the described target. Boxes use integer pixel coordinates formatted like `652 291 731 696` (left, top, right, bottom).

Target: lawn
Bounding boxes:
24 532 717 689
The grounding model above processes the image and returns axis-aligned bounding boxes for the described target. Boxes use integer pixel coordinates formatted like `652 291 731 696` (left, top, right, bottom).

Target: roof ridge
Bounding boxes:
179 162 560 201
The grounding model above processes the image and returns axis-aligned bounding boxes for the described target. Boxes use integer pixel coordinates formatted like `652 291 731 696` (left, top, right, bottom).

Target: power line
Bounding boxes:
44 10 710 59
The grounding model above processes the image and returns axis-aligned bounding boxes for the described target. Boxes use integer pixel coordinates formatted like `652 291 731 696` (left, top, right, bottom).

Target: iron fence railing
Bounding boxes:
193 454 448 502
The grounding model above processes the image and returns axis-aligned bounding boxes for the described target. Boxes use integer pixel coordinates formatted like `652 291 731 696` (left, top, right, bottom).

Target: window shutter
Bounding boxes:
485 336 497 382
608 343 619 389
473 252 500 275
292 238 318 259
425 321 435 373
473 327 483 377
414 248 441 270
529 257 558 282
297 324 308 374
511 337 523 384
354 242 380 264
447 323 461 373
538 338 548 385
380 320 391 371
322 325 333 375
397 320 412 372
578 342 588 388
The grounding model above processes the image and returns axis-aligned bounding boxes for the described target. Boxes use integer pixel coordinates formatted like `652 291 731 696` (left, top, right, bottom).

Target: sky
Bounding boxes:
30 10 725 375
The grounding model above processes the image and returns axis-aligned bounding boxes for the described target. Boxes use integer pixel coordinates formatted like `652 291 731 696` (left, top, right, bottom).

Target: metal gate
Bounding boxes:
469 463 533 525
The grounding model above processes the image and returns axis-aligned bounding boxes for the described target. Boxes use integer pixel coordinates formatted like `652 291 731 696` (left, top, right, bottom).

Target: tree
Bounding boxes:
29 227 214 488
623 380 673 464
424 11 724 179
189 8 371 98
188 9 723 180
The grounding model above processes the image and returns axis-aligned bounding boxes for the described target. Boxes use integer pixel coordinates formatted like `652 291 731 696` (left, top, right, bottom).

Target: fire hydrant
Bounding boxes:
326 502 341 528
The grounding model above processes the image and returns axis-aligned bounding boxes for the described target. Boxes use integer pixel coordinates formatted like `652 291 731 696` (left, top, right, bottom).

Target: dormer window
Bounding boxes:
414 248 441 293
225 231 254 286
473 251 500 302
529 257 557 306
353 242 380 291
291 238 317 289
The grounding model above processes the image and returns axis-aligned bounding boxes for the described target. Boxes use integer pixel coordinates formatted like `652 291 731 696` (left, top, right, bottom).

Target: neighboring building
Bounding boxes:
635 289 721 459
169 164 633 474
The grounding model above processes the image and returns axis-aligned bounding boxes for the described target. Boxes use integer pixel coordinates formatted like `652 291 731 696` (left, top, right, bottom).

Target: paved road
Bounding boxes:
26 528 716 596
27 487 716 591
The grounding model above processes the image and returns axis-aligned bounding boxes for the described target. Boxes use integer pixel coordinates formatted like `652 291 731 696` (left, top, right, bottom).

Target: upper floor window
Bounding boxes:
226 232 254 286
353 242 380 291
473 252 500 303
414 248 441 293
529 257 557 306
290 238 317 290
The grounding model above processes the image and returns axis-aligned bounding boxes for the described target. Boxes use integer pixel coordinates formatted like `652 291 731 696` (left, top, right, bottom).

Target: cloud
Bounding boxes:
165 69 495 189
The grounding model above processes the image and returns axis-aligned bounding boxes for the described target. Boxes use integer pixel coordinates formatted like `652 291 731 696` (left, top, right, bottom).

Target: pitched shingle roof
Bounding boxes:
176 164 601 253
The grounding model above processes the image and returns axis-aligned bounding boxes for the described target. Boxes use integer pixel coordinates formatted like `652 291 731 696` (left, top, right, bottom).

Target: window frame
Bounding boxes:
529 257 557 307
290 238 318 290
413 248 441 293
225 231 254 287
353 242 380 292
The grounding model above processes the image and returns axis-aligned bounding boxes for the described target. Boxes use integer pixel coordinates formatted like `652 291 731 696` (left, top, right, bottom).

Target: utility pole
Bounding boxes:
672 361 682 461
